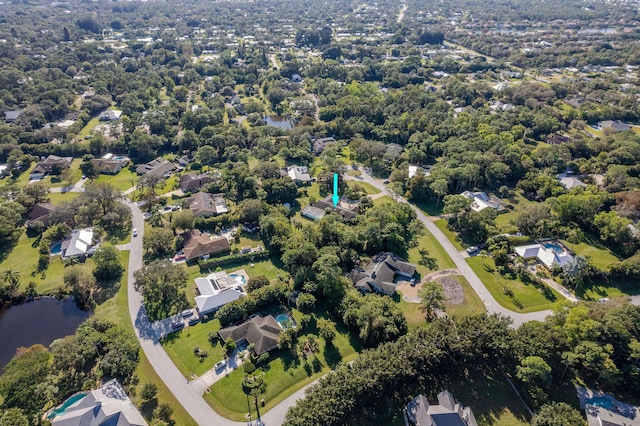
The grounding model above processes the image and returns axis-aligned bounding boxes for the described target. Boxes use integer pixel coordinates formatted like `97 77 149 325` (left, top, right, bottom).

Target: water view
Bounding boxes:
263 115 293 130
0 298 91 370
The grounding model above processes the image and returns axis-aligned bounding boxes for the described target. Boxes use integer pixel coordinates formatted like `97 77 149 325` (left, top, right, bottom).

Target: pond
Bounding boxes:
0 298 92 370
263 115 293 130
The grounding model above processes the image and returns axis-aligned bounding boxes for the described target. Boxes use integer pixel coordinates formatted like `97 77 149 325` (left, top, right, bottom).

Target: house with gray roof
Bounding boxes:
350 252 416 296
286 166 313 185
186 192 228 217
61 228 94 259
30 155 73 180
194 270 247 315
406 390 477 426
599 120 632 132
4 110 21 123
218 314 283 355
135 157 176 177
180 173 212 193
51 379 146 426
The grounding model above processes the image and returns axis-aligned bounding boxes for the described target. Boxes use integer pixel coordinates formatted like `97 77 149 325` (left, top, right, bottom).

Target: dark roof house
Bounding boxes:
135 157 176 177
302 195 360 221
406 391 477 426
4 110 21 123
350 252 416 296
218 314 282 355
312 137 336 155
30 155 73 178
182 230 230 261
180 173 211 192
26 202 55 228
186 192 228 217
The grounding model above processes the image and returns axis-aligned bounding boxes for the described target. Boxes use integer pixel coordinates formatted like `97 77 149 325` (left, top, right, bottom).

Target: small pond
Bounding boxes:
263 115 293 130
0 297 92 370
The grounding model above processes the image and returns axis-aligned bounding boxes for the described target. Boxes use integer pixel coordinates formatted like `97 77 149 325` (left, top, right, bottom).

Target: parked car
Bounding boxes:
181 309 194 318
132 228 138 237
214 360 226 370
174 254 186 262
142 212 151 220
382 179 390 184
171 321 184 330
466 246 478 254
188 317 200 326
410 278 417 287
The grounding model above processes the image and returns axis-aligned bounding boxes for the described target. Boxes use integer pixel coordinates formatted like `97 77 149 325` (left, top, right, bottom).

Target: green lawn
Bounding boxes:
161 319 227 376
372 195 393 206
562 237 620 270
576 278 640 301
467 257 562 313
346 180 380 195
434 219 466 251
77 117 100 139
205 309 360 421
494 194 536 233
93 251 198 426
414 198 444 216
94 168 138 192
48 191 81 204
407 229 456 272
0 232 71 294
40 159 83 188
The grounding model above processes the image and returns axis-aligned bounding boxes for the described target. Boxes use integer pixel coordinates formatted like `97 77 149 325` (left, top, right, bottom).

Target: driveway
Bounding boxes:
344 171 553 327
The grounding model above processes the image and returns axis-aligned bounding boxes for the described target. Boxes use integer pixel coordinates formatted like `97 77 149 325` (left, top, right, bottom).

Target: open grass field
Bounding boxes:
467 257 562 313
94 168 138 192
48 191 81 204
0 231 72 294
77 117 100 139
372 195 394 206
434 219 467 251
346 180 380 195
205 309 360 421
407 230 456 272
562 236 620 270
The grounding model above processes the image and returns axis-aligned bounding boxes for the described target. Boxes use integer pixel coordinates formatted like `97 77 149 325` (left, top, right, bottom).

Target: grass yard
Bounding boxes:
561 237 620 270
467 257 561 313
94 168 138 192
92 251 198 426
0 232 71 294
372 195 394 206
407 230 456 272
442 367 530 426
40 159 83 188
161 319 227 377
346 180 380 195
205 309 360 421
48 191 81 204
494 193 537 233
577 278 640 301
414 199 444 216
434 219 467 251
77 117 100 139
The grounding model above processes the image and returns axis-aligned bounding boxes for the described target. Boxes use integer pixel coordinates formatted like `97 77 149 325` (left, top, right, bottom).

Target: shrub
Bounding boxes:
198 250 270 270
244 362 256 374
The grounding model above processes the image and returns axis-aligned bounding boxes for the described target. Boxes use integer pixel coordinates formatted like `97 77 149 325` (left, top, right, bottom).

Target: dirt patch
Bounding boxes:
397 269 462 303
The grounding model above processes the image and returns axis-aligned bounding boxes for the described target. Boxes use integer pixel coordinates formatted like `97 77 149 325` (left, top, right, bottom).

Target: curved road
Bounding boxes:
124 199 311 426
346 170 553 326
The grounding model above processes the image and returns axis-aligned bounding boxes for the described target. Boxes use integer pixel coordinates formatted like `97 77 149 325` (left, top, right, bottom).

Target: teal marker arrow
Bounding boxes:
332 173 339 207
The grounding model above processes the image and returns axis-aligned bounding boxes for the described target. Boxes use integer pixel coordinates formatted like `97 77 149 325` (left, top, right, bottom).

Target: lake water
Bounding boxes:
0 298 91 370
264 115 293 130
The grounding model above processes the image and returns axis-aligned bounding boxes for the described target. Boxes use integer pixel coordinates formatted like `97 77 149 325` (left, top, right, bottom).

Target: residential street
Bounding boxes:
123 199 314 425
345 170 553 327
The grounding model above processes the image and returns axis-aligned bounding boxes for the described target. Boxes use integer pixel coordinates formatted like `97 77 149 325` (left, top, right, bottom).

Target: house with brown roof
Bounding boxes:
218 314 283 355
30 155 73 180
186 192 228 217
91 156 129 175
179 173 211 193
350 252 416 296
182 230 230 262
26 202 55 228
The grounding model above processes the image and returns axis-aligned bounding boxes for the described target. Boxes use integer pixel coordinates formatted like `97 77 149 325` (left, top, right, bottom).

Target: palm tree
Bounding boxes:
3 269 20 287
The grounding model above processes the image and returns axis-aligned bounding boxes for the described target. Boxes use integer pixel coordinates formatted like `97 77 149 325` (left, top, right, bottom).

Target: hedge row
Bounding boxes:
198 250 270 270
215 281 291 326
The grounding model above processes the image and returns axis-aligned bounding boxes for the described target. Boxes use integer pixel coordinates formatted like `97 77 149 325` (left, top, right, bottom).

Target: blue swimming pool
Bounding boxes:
544 242 564 253
586 397 615 410
50 241 62 255
229 273 246 285
48 393 87 419
275 313 294 329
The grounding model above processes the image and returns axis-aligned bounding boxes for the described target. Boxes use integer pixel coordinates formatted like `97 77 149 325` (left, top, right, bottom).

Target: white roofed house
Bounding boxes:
286 166 313 186
460 191 502 213
193 270 246 315
514 241 573 270
61 228 94 259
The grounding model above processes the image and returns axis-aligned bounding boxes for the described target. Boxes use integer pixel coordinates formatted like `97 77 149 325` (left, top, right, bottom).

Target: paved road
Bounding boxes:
345 170 553 327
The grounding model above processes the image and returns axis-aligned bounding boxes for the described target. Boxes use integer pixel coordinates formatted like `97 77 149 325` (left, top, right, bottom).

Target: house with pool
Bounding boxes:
514 240 573 269
194 269 249 316
50 379 146 425
218 313 290 355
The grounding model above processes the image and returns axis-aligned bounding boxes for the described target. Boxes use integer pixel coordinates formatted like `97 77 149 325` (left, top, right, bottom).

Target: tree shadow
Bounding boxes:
323 343 343 368
140 398 158 421
303 361 312 376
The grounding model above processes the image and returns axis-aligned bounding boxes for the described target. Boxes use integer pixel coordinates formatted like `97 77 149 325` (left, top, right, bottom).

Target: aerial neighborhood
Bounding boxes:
1 0 640 425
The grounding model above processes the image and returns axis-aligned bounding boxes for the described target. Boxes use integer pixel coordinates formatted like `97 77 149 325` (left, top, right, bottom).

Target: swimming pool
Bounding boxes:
50 241 62 255
586 397 615 410
48 393 87 419
543 242 564 253
275 313 294 329
229 273 246 285
113 156 127 161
